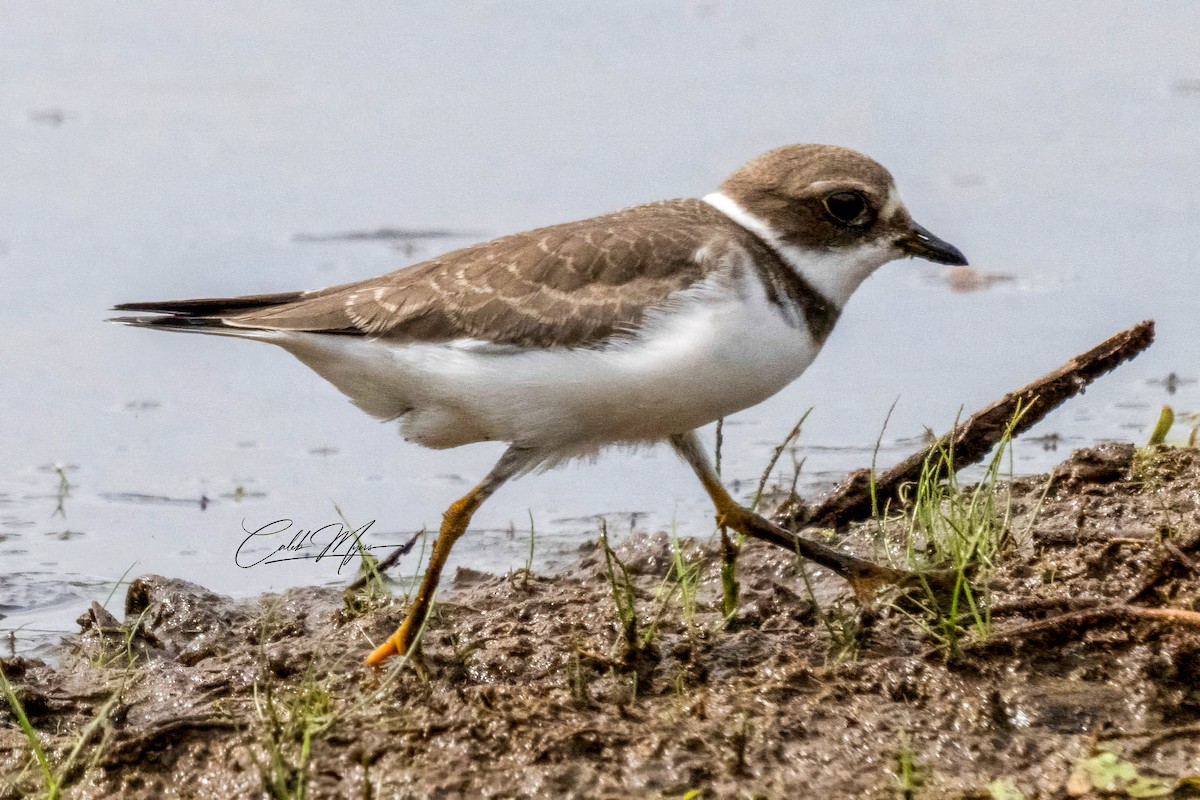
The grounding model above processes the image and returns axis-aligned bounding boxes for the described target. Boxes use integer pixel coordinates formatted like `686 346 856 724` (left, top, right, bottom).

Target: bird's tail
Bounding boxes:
109 291 307 334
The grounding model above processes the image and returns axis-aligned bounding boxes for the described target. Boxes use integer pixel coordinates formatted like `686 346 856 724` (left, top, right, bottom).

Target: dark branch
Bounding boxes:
780 320 1156 531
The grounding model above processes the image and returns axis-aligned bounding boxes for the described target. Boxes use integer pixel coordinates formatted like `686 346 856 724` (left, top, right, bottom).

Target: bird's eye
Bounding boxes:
822 191 869 225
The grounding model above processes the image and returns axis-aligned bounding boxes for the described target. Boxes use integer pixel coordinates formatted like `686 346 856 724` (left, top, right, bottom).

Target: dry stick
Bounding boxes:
107 716 240 764
729 321 1156 599
1127 524 1200 604
914 600 1200 663
1132 725 1200 756
963 603 1200 654
345 530 423 594
1125 605 1200 625
782 320 1157 532
980 596 1106 621
1099 723 1200 743
1162 539 1197 574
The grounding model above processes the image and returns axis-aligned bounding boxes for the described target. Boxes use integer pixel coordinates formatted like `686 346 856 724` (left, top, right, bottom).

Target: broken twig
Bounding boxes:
345 530 423 594
964 602 1200 654
781 320 1156 531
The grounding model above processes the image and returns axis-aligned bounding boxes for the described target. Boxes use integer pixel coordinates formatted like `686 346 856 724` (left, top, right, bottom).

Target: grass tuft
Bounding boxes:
718 410 811 621
0 663 58 799
597 522 667 680
891 733 925 800
249 664 334 800
718 527 740 620
668 534 701 639
599 521 641 656
1146 405 1174 447
888 406 1025 658
1 661 126 800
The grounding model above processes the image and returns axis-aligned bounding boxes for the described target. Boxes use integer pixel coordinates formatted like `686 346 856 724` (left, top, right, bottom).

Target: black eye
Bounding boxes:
822 191 868 225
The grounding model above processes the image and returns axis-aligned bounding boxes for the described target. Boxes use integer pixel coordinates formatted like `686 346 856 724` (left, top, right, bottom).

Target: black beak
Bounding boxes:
899 222 968 266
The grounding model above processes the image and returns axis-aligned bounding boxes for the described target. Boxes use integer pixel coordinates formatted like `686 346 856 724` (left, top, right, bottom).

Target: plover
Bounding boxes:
113 144 967 665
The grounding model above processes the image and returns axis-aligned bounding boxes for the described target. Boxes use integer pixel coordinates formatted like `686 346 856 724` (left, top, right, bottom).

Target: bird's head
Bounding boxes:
711 144 967 306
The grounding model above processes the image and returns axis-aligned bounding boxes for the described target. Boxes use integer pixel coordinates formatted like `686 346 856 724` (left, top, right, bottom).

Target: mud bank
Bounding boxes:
3 445 1200 799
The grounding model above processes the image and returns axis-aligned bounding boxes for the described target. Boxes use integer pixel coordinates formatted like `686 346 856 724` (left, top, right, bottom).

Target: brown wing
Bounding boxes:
215 199 732 348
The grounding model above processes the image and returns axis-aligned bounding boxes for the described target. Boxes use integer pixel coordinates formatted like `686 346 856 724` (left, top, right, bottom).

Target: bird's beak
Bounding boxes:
898 222 968 266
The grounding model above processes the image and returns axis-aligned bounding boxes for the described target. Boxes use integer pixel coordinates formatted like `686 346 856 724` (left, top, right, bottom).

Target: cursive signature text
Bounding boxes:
235 518 401 572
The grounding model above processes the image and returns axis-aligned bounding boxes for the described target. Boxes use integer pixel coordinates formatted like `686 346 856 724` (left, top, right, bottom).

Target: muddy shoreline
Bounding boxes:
3 444 1200 799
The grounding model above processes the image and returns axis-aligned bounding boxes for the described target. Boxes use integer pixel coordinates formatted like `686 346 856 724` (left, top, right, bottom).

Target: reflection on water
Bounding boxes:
2 3 1199 656
936 266 1017 294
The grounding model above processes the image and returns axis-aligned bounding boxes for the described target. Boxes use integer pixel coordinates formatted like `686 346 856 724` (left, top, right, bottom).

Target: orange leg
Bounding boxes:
367 446 536 665
669 431 910 596
669 432 754 531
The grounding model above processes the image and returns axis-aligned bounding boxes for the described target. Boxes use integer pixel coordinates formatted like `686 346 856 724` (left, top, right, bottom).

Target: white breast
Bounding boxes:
273 256 822 457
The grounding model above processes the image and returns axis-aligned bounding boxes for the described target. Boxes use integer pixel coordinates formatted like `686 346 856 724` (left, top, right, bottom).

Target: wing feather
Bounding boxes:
220 199 732 347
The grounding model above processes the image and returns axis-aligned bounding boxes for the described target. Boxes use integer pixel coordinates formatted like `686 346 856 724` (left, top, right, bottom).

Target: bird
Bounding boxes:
112 143 967 666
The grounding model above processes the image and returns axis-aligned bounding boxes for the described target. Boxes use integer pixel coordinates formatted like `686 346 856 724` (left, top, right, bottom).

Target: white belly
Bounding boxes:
275 272 822 456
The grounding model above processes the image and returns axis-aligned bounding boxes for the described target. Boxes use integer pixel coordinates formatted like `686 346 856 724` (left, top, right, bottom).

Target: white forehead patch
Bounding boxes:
880 185 904 220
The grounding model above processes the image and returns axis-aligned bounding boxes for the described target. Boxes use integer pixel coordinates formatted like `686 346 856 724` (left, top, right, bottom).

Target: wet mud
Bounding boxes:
3 445 1200 798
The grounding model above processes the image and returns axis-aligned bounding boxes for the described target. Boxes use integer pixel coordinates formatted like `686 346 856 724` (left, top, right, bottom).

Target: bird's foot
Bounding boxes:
366 614 421 666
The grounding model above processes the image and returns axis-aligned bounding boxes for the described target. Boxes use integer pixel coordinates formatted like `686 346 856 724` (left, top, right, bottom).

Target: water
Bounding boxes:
3 2 1198 656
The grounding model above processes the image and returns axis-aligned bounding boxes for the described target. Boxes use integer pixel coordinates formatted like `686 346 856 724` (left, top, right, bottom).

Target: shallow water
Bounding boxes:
2 2 1198 656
